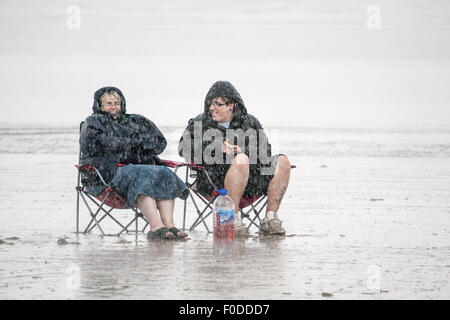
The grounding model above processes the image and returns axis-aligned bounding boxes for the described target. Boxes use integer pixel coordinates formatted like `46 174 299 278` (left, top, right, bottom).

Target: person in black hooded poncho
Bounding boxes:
80 87 189 240
178 81 291 235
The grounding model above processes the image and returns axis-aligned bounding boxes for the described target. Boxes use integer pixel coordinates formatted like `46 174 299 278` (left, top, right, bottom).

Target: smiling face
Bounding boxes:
209 97 234 122
100 92 121 119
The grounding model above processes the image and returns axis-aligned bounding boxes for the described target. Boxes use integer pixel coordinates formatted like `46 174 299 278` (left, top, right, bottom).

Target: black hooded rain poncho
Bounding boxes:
178 81 279 197
80 86 188 206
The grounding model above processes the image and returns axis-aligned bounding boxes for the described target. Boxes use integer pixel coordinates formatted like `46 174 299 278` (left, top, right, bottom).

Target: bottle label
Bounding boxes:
214 209 235 238
218 209 235 224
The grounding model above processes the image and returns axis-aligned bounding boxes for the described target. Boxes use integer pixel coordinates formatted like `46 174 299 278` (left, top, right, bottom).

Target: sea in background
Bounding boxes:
1 0 450 128
0 0 450 300
0 125 449 299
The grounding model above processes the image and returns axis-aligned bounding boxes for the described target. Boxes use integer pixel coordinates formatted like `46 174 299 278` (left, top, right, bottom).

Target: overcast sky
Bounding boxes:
1 0 449 128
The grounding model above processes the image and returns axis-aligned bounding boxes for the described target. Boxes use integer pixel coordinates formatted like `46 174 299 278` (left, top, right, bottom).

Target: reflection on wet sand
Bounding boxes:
1 126 449 299
68 232 291 299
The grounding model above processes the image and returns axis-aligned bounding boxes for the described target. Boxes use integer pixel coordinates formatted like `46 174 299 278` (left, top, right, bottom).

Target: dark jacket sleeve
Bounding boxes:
80 116 132 156
138 118 167 155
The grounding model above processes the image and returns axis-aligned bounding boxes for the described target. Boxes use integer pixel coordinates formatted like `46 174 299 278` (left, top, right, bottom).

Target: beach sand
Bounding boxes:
0 125 448 299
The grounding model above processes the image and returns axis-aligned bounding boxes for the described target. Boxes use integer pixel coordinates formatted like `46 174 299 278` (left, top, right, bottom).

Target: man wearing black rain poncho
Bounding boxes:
80 87 189 240
178 81 291 236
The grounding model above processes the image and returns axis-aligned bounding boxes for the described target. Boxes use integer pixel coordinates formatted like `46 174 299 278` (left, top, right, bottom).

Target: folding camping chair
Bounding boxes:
162 160 296 233
184 168 267 233
187 184 267 233
75 122 150 236
75 164 150 236
75 118 294 236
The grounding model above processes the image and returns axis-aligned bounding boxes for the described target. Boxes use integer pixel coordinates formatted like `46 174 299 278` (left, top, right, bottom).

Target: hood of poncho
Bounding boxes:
92 86 127 116
203 81 248 120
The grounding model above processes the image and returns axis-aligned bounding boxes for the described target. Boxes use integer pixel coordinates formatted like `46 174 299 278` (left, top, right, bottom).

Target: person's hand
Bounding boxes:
222 140 242 154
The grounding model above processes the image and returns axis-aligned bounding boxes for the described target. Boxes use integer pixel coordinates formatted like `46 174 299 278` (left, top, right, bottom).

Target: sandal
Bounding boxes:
147 227 175 240
168 227 188 239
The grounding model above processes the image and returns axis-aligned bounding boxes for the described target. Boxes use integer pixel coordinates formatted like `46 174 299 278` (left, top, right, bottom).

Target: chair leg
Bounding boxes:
84 193 128 232
248 200 267 230
239 197 267 231
188 194 205 231
76 189 80 234
138 211 150 233
83 193 109 234
182 166 189 231
79 192 106 236
117 209 145 236
241 208 260 230
141 220 149 233
182 196 188 231
191 208 213 231
86 207 129 234
76 165 82 234
86 208 113 233
78 187 153 237
188 191 215 232
135 210 138 234
118 215 137 236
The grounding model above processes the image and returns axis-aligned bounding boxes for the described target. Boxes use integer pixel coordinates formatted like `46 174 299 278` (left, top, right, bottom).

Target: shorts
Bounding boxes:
196 154 282 197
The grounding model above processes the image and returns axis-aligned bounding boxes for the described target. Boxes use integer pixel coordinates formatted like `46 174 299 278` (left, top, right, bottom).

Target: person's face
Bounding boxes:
100 96 121 119
209 97 234 122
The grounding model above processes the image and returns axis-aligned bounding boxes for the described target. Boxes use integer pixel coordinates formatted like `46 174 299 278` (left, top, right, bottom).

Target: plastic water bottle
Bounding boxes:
212 188 235 238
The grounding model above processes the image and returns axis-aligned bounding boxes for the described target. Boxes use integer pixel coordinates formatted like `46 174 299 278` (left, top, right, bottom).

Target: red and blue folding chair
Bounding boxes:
75 122 193 236
75 121 149 236
75 164 150 236
161 160 295 233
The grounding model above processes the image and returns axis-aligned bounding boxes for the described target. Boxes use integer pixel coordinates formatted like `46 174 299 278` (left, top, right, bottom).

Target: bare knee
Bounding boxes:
232 153 249 167
136 194 147 204
225 154 249 187
277 155 291 174
135 194 155 208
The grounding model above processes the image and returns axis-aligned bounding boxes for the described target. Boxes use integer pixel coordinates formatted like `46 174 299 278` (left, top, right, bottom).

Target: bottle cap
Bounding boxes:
215 188 228 196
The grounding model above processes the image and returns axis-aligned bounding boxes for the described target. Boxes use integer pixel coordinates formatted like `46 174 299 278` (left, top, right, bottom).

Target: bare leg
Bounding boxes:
156 199 175 227
135 195 173 236
224 153 250 215
156 199 187 237
266 155 291 215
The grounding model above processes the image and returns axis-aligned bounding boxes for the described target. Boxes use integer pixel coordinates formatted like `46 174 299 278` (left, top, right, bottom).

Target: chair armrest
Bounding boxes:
75 164 109 187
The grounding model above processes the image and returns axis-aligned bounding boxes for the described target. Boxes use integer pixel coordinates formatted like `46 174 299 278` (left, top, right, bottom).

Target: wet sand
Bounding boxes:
0 126 449 299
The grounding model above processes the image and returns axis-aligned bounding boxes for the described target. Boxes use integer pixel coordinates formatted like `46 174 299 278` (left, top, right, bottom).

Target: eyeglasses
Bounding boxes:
102 102 121 107
210 101 230 108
